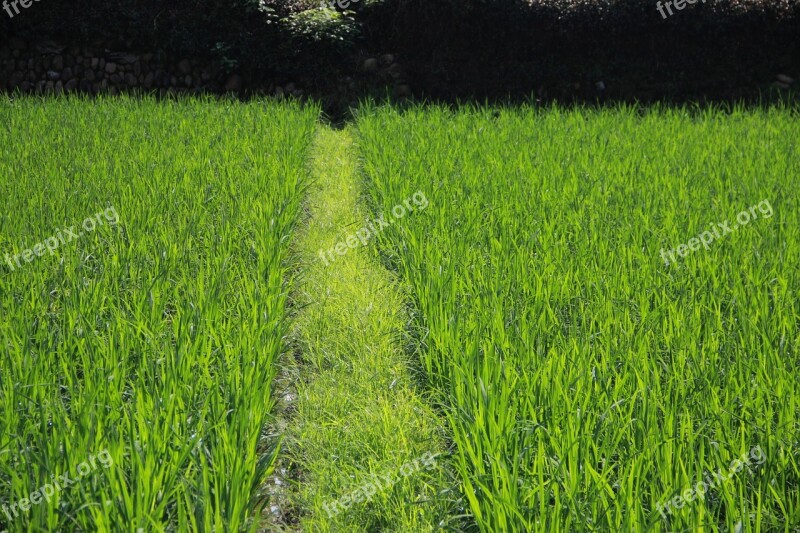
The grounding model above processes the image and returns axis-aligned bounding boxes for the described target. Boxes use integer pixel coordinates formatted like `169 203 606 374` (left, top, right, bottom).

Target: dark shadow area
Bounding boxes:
359 0 799 103
1 0 797 115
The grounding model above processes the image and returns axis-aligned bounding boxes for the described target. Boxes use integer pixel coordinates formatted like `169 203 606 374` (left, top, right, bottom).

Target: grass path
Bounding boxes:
279 126 453 531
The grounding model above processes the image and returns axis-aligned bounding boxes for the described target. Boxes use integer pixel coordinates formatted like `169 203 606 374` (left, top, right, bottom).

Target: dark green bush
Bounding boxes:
283 7 359 49
0 0 362 84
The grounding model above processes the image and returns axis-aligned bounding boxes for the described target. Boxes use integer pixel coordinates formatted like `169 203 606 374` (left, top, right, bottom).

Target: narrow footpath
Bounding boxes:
278 126 451 532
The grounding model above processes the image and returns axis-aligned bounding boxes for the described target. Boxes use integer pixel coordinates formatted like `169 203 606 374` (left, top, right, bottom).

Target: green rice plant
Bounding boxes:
356 103 800 532
0 94 318 531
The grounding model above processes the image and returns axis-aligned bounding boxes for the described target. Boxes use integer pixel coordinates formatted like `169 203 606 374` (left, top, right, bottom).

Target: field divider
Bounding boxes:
271 126 453 531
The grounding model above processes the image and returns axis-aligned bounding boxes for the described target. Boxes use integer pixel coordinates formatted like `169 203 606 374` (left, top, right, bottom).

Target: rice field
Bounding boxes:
0 95 317 531
1 96 799 532
356 104 800 532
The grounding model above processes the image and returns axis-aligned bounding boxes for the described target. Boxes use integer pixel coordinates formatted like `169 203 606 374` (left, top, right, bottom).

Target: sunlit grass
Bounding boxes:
2 94 798 533
283 127 453 532
356 102 800 532
0 94 318 531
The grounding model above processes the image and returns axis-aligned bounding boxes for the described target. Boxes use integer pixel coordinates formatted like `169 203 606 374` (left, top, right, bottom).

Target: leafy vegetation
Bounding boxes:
281 127 452 532
357 103 800 531
0 95 318 531
1 95 798 533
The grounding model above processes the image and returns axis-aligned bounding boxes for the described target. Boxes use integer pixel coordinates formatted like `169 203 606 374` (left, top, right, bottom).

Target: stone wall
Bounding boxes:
1 37 243 95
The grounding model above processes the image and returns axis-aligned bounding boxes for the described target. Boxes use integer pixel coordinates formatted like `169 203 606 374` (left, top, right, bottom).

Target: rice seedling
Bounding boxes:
0 94 318 531
2 93 798 533
356 103 800 532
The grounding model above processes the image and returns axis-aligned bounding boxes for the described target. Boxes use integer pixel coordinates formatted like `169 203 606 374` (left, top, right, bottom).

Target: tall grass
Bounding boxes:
0 95 318 531
356 103 800 532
